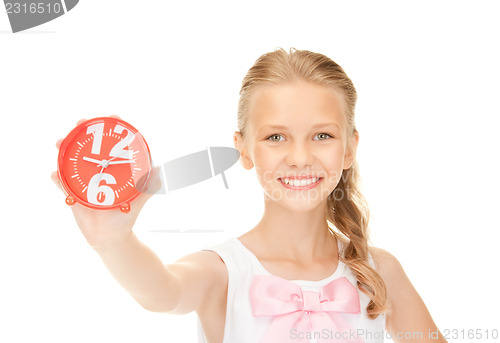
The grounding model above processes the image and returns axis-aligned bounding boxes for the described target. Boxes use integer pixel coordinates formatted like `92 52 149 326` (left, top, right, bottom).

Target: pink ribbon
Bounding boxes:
250 275 365 343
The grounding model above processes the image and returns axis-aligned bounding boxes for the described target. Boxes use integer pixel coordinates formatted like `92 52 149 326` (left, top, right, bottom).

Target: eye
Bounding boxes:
266 134 285 142
315 133 334 140
266 133 334 142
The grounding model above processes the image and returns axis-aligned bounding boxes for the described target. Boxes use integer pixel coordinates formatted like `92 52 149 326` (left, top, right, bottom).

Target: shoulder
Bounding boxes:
367 246 448 342
338 238 405 288
369 247 447 343
367 246 409 306
367 246 410 294
174 238 236 279
174 249 228 290
368 246 402 277
165 249 228 314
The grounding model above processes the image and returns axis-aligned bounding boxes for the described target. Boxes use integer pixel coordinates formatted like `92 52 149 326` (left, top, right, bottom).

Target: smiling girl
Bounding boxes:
53 48 448 343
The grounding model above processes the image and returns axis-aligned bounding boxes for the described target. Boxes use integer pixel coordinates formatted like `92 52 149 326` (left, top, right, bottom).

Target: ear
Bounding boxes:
343 129 359 170
234 131 254 170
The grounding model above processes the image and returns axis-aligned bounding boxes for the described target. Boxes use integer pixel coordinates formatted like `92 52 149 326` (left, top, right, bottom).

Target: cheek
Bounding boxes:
318 149 345 182
253 145 276 166
253 153 280 184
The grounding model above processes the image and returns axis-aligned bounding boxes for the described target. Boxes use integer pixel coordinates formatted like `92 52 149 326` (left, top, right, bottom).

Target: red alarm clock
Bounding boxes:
57 117 152 213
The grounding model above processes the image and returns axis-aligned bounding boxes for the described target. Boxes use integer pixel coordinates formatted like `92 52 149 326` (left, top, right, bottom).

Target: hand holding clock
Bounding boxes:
52 116 162 250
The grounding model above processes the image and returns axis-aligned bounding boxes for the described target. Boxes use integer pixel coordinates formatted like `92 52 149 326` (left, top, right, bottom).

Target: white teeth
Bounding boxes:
281 178 319 186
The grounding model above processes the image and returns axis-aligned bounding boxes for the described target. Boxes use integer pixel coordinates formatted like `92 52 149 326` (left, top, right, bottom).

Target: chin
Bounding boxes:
264 193 326 212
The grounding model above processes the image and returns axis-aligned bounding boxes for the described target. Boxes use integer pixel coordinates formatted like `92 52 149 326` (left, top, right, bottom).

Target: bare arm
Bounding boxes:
92 231 180 312
53 122 224 315
92 232 226 314
371 247 448 343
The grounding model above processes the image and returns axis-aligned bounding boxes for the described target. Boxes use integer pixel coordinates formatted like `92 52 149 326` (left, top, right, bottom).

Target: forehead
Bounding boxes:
247 81 346 134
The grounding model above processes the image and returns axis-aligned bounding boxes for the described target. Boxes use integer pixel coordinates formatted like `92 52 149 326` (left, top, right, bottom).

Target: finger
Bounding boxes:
109 115 121 119
51 171 66 195
56 138 64 149
145 165 163 194
132 166 162 208
76 118 87 126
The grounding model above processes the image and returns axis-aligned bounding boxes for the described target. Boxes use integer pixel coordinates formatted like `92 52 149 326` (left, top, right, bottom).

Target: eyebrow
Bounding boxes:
258 122 341 133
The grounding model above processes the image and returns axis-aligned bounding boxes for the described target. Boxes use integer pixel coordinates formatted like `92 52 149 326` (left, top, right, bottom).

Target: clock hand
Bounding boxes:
84 151 133 167
107 151 135 163
108 159 136 165
83 156 104 165
88 152 136 176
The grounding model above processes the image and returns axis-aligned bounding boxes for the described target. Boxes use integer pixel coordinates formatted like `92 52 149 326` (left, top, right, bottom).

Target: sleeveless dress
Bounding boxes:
197 237 386 343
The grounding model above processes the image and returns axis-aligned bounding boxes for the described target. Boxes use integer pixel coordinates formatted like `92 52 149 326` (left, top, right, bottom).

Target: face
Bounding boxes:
234 81 359 211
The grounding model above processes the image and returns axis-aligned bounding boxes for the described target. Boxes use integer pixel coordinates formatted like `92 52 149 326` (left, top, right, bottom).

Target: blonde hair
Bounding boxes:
236 47 389 319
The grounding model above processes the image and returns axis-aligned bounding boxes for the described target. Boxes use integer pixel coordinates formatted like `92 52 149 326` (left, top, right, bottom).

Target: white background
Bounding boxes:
1 1 499 342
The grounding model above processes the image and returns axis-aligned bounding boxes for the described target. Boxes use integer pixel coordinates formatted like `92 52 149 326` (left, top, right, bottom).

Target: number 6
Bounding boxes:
87 173 116 205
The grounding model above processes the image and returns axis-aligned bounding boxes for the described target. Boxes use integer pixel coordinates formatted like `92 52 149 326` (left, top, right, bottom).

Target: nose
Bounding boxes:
285 142 314 168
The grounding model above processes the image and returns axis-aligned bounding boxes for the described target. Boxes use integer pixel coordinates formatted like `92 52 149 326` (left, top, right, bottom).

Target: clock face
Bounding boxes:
57 117 152 210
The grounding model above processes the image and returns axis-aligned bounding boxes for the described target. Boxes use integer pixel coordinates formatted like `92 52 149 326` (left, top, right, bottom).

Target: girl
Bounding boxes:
52 48 447 343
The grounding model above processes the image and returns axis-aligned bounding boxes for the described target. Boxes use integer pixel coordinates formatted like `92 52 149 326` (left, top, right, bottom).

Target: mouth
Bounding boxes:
278 177 323 190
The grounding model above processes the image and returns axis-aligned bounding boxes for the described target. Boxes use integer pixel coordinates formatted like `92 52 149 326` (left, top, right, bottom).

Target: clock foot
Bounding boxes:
120 203 131 213
65 195 76 206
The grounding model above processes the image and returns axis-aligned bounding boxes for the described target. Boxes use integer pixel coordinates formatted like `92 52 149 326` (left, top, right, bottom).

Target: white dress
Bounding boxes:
197 237 386 343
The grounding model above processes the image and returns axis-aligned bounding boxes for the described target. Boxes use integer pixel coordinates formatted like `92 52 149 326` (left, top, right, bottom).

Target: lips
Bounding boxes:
278 177 323 190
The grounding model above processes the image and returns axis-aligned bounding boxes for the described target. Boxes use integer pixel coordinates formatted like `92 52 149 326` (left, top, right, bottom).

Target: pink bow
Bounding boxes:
249 275 365 343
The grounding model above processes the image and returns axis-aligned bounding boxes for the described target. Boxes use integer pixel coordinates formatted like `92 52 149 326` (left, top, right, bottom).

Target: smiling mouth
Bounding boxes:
278 177 323 189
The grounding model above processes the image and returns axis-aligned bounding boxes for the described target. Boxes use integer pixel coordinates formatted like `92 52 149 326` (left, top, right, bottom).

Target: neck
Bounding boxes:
251 196 336 262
